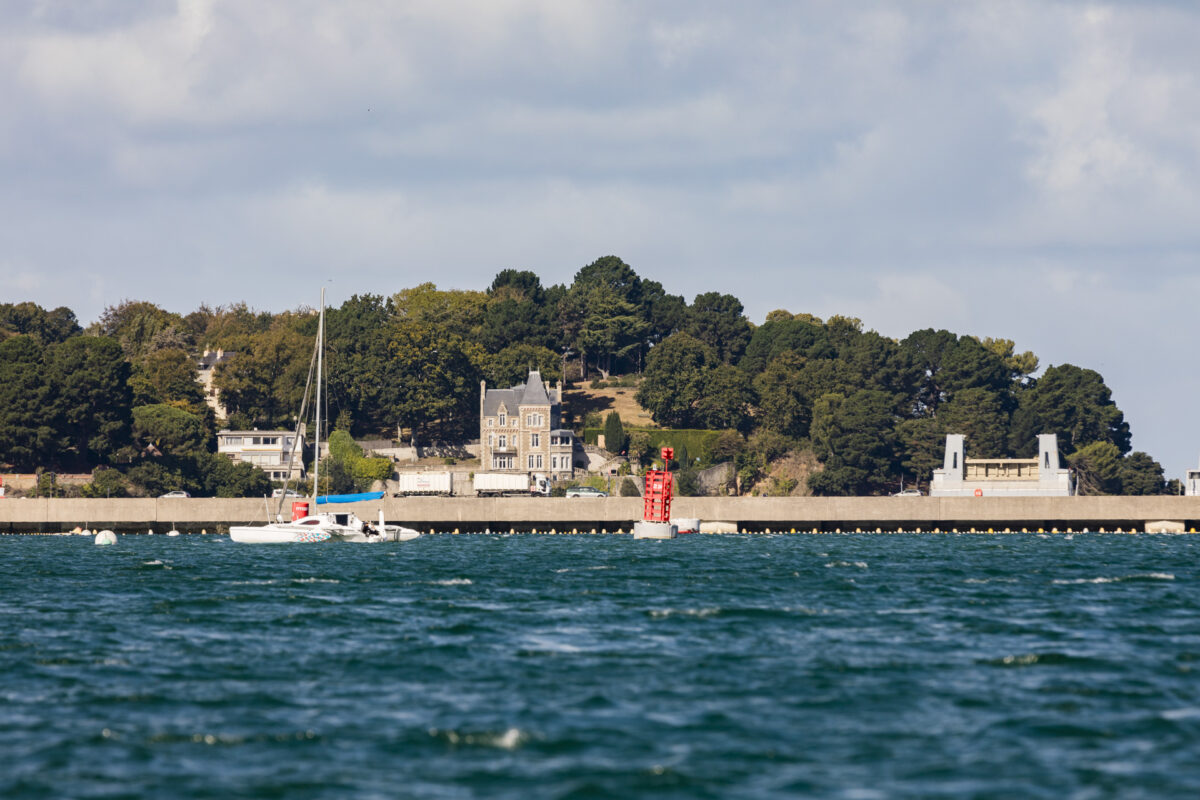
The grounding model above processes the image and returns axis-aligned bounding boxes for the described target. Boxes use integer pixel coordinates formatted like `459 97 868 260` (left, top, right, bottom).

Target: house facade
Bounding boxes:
479 370 574 480
217 429 303 482
196 349 235 417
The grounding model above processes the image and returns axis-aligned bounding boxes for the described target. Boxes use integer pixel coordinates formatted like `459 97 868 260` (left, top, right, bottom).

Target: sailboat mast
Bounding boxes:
313 288 325 501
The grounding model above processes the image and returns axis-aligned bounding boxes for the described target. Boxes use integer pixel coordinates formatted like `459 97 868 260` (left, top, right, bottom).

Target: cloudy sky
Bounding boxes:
4 1 1199 477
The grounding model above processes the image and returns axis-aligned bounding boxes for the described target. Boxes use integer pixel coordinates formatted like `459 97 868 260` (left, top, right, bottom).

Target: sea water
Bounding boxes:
2 533 1199 798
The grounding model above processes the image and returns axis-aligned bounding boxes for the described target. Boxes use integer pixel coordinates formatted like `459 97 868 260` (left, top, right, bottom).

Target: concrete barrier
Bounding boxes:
2 495 1199 533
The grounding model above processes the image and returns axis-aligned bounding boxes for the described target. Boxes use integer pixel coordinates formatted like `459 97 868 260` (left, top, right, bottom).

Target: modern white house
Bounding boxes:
217 429 303 482
930 433 1073 497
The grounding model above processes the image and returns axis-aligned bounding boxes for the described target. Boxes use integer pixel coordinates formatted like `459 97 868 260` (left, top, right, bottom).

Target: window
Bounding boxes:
528 455 535 469
531 433 540 448
488 434 495 447
499 435 507 449
492 455 513 469
488 419 495 427
499 414 506 426
526 413 544 427
536 455 543 469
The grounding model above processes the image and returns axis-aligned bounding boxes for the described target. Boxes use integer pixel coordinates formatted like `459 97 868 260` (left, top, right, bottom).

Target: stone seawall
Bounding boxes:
3 496 1200 533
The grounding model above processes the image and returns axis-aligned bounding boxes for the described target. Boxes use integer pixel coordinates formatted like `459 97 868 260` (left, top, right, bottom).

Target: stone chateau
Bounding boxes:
479 370 574 480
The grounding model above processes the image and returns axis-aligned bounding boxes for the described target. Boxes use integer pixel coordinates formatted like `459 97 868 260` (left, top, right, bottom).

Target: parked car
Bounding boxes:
891 488 922 497
565 486 608 498
159 490 190 498
272 488 303 498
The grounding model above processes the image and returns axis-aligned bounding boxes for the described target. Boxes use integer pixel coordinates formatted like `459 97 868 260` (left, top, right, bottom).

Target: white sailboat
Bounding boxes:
230 290 420 544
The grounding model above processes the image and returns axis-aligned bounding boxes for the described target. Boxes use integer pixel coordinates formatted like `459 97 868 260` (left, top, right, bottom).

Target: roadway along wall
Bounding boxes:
3 496 1200 533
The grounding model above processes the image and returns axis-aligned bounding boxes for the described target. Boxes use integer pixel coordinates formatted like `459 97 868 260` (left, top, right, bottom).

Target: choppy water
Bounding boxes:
3 533 1199 799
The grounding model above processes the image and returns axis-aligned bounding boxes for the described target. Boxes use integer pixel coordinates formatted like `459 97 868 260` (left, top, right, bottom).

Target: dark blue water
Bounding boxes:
3 533 1199 799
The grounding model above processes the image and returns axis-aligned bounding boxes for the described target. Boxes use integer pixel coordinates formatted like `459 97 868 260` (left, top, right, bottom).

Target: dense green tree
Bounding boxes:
710 429 745 463
639 280 688 350
635 333 714 428
125 460 190 497
480 271 554 352
485 343 561 388
0 335 53 469
129 348 208 415
901 328 960 413
808 390 898 496
43 336 132 467
840 330 920 406
895 416 944 493
186 302 275 351
80 467 129 498
1068 441 1124 495
687 292 752 364
95 300 190 360
387 315 487 439
196 452 273 498
740 317 832 374
132 404 209 459
981 337 1039 384
695 365 755 431
1120 451 1167 495
752 352 812 438
571 255 643 305
0 302 81 344
603 411 627 455
215 324 311 429
324 294 400 437
938 388 1010 457
939 336 1011 400
1009 364 1131 455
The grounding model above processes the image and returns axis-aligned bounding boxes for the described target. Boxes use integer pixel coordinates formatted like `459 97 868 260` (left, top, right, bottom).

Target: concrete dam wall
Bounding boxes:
3 496 1200 533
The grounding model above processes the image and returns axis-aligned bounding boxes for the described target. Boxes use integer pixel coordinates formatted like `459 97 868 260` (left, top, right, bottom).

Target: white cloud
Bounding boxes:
3 0 1200 475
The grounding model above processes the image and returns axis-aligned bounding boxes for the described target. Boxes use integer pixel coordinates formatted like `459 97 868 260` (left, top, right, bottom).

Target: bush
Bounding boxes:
582 427 724 465
81 467 129 498
443 456 457 465
674 469 700 497
619 476 641 496
352 457 393 490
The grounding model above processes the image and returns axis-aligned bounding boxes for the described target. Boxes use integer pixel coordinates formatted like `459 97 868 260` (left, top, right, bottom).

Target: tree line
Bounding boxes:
0 255 1173 496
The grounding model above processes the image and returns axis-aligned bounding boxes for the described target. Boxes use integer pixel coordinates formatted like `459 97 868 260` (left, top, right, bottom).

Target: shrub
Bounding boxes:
619 476 641 496
674 469 700 497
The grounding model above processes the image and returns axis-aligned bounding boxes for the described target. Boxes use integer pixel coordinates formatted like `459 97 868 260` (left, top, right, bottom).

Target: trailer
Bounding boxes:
394 471 453 497
473 472 550 497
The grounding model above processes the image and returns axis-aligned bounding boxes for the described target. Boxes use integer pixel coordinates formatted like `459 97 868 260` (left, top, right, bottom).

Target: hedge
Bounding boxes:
582 427 724 466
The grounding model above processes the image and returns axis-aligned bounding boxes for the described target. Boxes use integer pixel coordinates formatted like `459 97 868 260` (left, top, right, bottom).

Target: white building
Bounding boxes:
217 429 303 482
197 349 235 417
1186 459 1200 496
930 433 1073 497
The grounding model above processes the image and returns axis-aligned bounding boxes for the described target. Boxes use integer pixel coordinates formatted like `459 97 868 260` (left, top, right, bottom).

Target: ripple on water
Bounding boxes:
1 532 1198 799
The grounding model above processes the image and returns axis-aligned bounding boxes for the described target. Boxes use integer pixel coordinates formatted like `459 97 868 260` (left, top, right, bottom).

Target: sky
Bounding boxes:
3 1 1199 478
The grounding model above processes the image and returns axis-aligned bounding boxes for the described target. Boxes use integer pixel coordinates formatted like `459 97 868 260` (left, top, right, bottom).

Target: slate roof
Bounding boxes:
482 370 555 416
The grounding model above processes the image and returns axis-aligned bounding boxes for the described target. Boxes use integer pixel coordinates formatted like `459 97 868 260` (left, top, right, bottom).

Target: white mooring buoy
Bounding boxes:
94 530 117 546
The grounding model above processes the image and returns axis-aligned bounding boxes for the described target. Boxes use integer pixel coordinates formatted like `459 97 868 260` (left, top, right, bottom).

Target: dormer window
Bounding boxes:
499 414 506 426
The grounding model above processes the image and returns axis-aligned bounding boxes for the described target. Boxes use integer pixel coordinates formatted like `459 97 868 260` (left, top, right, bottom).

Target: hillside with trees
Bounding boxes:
0 255 1173 497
